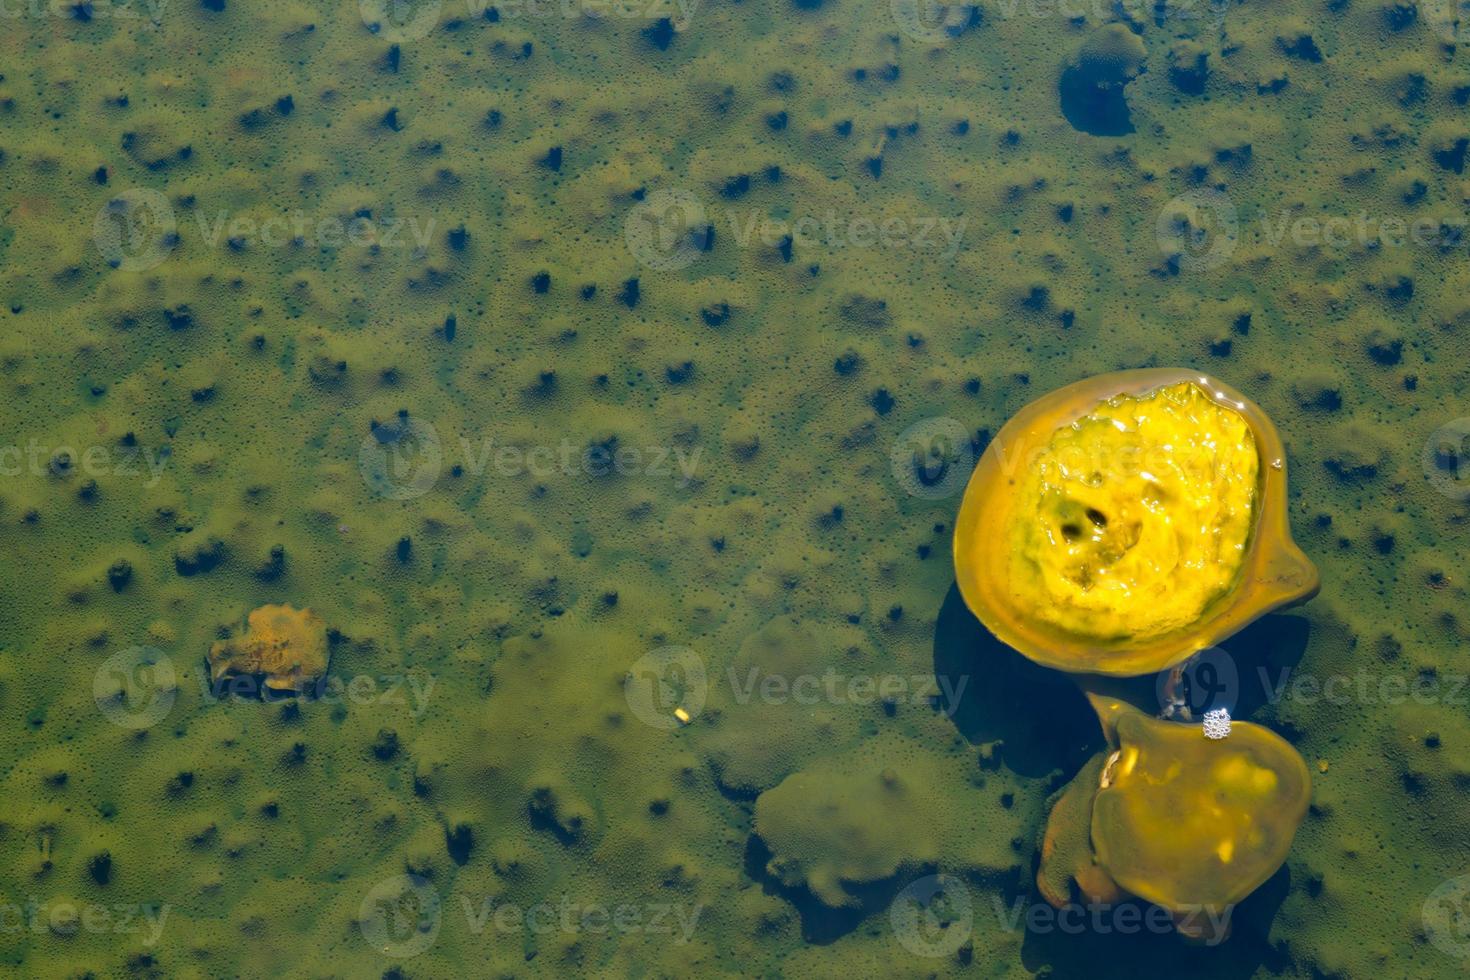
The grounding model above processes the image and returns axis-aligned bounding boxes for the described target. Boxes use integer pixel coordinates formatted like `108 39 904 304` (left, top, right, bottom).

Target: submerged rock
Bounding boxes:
752 733 1025 909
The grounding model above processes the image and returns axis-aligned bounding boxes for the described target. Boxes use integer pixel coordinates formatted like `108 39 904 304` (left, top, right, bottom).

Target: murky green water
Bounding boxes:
3 0 1470 975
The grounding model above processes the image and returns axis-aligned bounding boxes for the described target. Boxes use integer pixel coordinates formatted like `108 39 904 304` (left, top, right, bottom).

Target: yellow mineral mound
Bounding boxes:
954 368 1319 677
208 604 330 694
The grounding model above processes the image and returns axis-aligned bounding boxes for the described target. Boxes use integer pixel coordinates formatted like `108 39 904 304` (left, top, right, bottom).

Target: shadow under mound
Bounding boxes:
932 588 1314 773
1216 613 1312 721
742 836 1019 947
742 835 910 944
932 583 1098 778
1062 612 1314 730
1017 864 1293 979
1058 67 1134 136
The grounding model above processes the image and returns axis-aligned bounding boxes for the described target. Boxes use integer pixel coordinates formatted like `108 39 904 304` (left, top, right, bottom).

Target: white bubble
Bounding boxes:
1201 707 1231 740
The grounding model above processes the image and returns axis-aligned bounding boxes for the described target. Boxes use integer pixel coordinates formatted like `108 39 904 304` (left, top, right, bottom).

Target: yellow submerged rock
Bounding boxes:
1093 704 1309 910
208 603 330 694
1038 699 1310 943
954 369 1318 677
1009 379 1258 641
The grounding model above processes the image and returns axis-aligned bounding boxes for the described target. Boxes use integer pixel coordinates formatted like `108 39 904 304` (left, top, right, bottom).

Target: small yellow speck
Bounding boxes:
1317 759 1329 773
673 707 692 725
1216 838 1235 863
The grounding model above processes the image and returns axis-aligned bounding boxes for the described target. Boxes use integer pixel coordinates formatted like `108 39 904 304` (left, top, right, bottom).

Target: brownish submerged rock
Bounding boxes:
208 603 330 694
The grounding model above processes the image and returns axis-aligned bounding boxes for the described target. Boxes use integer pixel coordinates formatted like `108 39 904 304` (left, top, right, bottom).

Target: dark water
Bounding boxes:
2 0 1469 975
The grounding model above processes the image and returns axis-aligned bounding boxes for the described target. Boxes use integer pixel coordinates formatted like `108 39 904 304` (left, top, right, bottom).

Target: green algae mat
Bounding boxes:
3 0 1470 976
